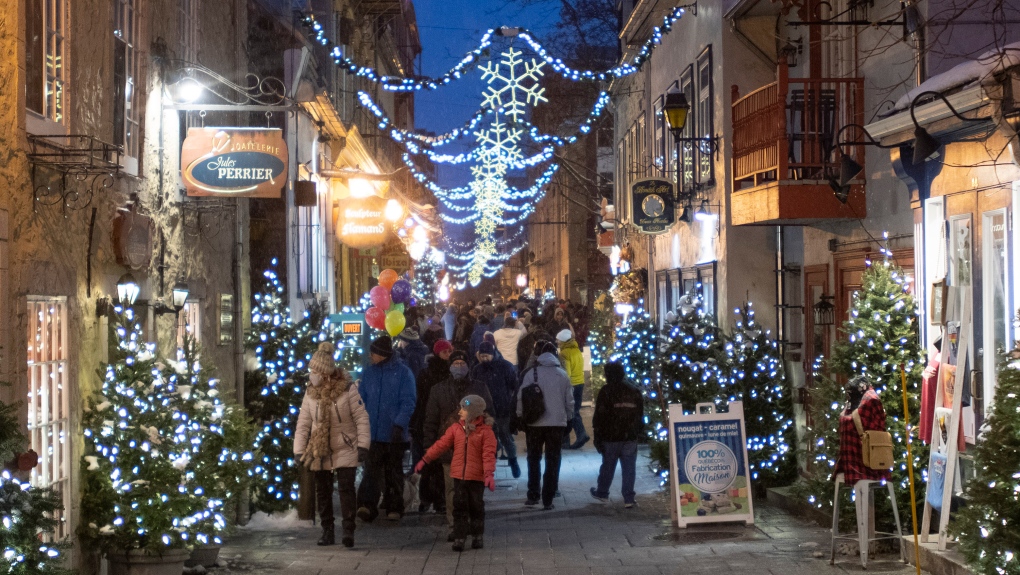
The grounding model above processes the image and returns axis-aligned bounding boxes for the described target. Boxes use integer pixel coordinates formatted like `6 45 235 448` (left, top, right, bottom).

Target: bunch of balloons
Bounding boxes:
365 269 414 337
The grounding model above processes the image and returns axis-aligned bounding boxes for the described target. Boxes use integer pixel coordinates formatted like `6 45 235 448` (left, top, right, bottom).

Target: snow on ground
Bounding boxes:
241 509 314 531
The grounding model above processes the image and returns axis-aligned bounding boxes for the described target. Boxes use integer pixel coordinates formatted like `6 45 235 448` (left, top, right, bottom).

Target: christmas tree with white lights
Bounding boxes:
609 304 659 414
659 287 726 418
952 347 1020 575
412 249 442 310
170 337 256 544
588 291 616 398
0 399 68 574
81 308 221 553
799 254 924 527
723 304 795 490
245 261 340 513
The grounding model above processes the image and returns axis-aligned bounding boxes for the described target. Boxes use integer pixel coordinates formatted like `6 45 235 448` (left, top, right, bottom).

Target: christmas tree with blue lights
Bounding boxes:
245 261 343 513
588 291 616 399
952 346 1020 575
609 304 659 415
799 254 924 528
412 249 442 310
0 398 68 573
659 287 726 418
80 308 222 553
723 303 795 490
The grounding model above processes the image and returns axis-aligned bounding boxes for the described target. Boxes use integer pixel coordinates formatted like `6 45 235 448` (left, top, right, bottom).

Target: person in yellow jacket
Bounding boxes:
557 329 589 449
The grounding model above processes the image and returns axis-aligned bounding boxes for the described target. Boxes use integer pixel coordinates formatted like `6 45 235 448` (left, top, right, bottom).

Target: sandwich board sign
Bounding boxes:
668 402 754 527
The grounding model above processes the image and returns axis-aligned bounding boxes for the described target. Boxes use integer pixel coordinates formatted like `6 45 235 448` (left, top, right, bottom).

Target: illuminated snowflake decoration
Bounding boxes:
480 48 547 122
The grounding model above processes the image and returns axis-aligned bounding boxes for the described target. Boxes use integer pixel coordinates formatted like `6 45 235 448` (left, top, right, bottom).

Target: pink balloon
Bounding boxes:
366 306 386 330
370 285 391 309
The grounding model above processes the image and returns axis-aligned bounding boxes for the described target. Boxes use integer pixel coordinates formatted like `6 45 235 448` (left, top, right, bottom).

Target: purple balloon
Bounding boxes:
390 279 413 304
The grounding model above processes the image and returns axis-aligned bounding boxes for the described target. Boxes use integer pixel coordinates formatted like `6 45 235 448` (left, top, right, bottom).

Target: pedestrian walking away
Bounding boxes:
294 342 371 548
396 327 429 379
415 395 497 552
517 339 573 509
356 335 417 523
410 339 454 514
471 341 521 478
557 329 589 449
590 361 643 508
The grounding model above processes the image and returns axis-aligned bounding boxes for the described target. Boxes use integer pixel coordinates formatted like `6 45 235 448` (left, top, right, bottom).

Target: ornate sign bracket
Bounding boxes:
27 135 122 213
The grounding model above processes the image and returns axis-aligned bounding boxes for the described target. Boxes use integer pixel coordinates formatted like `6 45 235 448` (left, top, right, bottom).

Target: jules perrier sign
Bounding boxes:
632 178 675 234
181 128 288 197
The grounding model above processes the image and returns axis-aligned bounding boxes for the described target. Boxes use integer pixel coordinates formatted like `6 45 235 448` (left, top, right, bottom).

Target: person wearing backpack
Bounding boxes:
516 339 573 510
589 361 643 508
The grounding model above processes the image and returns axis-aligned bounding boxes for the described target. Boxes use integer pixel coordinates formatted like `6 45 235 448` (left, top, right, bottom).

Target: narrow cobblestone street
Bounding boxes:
220 430 920 575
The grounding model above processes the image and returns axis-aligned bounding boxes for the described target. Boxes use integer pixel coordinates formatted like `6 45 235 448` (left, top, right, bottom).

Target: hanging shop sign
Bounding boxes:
632 178 675 234
336 195 389 248
181 128 288 197
668 402 754 527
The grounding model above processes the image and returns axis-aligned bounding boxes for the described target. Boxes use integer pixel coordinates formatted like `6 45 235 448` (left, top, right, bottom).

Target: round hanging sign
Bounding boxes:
181 128 288 197
335 195 389 248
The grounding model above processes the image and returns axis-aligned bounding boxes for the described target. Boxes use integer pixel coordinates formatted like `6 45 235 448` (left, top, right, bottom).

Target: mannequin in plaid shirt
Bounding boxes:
834 375 891 484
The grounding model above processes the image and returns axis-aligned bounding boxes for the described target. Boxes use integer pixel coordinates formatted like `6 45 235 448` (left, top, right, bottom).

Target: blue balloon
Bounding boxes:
390 279 413 304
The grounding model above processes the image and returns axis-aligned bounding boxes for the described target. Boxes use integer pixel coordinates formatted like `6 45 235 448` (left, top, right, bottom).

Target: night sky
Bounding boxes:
413 0 561 186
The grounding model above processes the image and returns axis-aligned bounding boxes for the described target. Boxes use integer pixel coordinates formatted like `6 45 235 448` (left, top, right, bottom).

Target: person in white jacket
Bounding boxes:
294 342 371 548
493 316 524 365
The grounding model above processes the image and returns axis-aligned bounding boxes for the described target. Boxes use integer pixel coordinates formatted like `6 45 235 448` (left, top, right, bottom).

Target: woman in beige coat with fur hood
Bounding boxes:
294 342 371 548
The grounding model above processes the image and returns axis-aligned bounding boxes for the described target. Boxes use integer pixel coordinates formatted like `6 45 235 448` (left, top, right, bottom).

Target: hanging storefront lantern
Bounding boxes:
813 294 835 326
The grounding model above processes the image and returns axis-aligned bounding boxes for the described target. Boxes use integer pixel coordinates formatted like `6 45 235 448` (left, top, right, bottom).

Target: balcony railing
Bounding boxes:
732 66 864 189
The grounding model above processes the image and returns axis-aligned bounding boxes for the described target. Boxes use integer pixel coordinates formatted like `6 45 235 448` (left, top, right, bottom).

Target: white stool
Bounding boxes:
830 476 905 569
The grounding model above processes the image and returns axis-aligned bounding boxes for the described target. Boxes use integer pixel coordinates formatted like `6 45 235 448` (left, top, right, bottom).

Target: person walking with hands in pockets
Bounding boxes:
415 395 497 553
294 342 371 548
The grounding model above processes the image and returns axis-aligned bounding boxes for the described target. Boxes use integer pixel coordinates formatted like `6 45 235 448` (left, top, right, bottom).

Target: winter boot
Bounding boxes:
471 535 484 549
452 539 465 552
317 526 335 546
508 457 521 479
341 530 354 548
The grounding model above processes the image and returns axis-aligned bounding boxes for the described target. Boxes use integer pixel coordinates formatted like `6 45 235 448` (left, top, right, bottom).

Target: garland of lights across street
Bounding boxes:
300 5 695 286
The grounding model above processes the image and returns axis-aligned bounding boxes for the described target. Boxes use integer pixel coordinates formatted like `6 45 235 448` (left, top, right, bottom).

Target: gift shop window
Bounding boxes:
25 0 69 129
26 297 70 540
177 300 202 349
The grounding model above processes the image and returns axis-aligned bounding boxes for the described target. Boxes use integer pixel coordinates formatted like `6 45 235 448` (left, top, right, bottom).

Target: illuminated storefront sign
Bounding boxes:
336 195 389 248
181 128 288 197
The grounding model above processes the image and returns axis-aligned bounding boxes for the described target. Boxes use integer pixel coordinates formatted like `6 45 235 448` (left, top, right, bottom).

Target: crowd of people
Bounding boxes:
293 296 642 553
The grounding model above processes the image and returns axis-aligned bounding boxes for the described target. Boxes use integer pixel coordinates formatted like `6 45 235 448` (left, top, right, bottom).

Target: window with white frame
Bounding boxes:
696 46 714 185
27 297 70 540
114 0 142 159
177 300 202 349
25 0 69 124
179 0 199 62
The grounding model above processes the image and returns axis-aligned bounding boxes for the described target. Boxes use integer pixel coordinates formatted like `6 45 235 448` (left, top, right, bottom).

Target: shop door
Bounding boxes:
802 264 830 427
833 248 914 330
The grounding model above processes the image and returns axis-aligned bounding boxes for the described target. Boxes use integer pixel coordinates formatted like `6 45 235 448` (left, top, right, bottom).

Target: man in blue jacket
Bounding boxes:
356 335 417 523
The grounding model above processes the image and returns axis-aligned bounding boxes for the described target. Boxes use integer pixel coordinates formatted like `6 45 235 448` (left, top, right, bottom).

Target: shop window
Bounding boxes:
981 209 1008 417
696 46 714 186
26 0 68 126
177 300 201 348
678 68 694 193
26 297 70 540
114 0 142 161
697 261 717 322
179 0 199 63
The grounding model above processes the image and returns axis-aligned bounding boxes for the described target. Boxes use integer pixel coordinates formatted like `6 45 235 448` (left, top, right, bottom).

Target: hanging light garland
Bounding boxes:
300 4 696 91
300 4 695 284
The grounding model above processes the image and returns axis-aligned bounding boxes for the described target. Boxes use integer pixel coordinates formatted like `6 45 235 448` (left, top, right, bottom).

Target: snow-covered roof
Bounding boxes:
888 40 1020 114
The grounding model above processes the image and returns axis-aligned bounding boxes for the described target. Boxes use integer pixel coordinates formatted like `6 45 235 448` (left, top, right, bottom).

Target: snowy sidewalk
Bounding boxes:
220 422 921 575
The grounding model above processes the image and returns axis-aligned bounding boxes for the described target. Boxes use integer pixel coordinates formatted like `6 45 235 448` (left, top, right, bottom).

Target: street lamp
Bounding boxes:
663 91 691 136
516 273 527 288
154 280 190 316
384 198 404 222
116 273 141 306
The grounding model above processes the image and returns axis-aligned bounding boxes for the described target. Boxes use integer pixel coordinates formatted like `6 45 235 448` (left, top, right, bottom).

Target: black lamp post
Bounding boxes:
116 273 141 306
154 280 190 317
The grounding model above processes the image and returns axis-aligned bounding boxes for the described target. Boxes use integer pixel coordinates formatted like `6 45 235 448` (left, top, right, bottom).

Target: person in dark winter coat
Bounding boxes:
415 395 497 552
422 314 445 352
471 342 520 478
410 339 454 514
469 315 492 359
589 361 644 507
424 350 494 537
356 336 417 523
396 328 429 379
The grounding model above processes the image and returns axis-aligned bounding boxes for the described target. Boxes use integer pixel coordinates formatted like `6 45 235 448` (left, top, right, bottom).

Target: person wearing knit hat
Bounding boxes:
409 338 455 516
423 347 494 538
396 328 429 380
356 333 417 523
472 340 521 478
309 341 337 376
295 342 371 547
415 392 496 552
558 327 588 450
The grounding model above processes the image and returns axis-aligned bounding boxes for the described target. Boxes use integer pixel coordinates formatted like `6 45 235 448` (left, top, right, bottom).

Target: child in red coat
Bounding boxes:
415 394 497 551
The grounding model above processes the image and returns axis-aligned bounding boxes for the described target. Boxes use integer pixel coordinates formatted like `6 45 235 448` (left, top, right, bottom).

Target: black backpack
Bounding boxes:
519 366 546 425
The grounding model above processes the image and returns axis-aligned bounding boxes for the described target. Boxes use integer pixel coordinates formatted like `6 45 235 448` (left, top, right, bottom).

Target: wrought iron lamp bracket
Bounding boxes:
27 135 121 214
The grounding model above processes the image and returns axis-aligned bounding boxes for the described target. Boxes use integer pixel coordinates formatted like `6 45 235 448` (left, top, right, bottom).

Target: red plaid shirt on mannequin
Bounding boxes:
834 389 891 484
